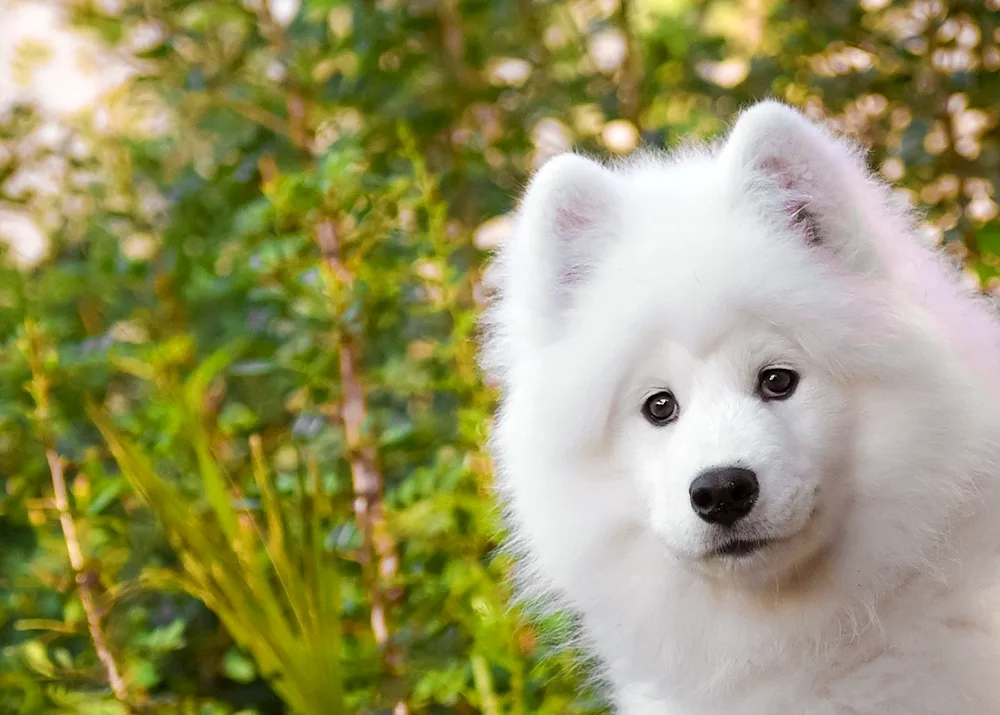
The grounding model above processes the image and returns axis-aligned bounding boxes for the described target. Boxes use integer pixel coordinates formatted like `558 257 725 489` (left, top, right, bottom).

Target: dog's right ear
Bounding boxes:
498 153 621 352
516 153 620 305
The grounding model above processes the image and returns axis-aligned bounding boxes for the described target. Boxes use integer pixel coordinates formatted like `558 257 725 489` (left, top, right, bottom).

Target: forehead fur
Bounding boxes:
550 154 888 372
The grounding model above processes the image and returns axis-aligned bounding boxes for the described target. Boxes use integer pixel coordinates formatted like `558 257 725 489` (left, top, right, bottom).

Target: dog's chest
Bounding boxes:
614 585 1000 714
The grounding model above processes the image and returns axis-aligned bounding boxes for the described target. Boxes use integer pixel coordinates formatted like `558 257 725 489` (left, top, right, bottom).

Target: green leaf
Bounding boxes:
223 648 258 684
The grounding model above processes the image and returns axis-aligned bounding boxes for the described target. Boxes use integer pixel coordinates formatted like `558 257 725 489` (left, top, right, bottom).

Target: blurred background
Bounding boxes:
0 0 997 713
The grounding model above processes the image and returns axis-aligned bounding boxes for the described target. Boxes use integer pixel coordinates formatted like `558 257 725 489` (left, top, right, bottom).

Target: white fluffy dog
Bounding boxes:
481 101 1000 713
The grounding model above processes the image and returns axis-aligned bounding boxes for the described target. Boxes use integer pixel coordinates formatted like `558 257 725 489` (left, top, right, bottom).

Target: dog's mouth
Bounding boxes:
712 538 770 558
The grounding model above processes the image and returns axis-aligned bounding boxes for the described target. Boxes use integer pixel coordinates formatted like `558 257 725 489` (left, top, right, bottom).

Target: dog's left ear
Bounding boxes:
721 100 884 276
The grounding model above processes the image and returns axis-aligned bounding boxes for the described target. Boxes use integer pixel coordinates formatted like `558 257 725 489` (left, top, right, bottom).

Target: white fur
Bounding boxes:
481 100 1000 714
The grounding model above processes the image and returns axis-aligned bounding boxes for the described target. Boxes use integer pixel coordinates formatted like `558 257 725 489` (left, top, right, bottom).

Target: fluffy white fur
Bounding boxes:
480 100 1000 714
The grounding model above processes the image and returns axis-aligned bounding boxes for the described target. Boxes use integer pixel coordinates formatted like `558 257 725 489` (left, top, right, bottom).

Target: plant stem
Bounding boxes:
316 218 405 678
471 654 500 715
249 6 409 707
23 322 132 708
48 451 131 705
617 0 643 124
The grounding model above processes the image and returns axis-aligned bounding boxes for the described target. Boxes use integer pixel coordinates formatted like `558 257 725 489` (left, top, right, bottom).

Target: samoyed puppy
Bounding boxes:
480 100 1000 714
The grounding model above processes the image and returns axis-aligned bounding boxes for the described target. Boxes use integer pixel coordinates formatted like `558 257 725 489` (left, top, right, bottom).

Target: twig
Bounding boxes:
208 96 295 145
617 0 644 124
516 0 551 67
23 322 132 708
471 654 501 715
48 452 131 704
254 0 311 154
317 218 405 677
436 0 481 89
250 7 408 710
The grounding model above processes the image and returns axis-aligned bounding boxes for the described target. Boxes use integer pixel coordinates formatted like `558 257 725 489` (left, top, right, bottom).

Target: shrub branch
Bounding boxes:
23 322 132 708
251 6 408 710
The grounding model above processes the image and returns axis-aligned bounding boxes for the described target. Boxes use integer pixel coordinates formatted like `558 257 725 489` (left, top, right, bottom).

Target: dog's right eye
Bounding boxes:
642 391 679 426
758 367 800 401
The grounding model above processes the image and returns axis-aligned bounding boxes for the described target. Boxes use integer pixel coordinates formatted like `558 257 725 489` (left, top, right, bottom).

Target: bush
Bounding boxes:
0 0 997 712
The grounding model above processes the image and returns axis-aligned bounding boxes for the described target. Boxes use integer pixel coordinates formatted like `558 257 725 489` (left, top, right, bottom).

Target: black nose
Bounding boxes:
689 467 759 527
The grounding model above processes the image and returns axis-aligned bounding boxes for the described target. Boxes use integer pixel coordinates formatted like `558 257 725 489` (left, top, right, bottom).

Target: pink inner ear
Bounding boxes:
549 185 612 292
553 206 589 235
756 155 821 245
553 191 601 237
786 200 821 245
757 155 798 191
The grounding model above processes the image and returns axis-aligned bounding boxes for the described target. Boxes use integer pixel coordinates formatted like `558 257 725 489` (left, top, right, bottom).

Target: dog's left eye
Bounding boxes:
758 368 799 401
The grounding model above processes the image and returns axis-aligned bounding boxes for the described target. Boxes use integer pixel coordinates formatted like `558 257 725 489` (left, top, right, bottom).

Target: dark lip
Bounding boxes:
713 538 770 558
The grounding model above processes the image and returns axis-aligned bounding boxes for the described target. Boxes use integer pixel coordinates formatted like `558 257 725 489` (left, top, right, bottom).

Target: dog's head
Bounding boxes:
486 102 993 596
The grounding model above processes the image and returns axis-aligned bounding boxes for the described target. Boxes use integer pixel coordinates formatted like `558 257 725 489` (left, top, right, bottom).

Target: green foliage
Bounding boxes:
0 0 998 713
90 370 345 715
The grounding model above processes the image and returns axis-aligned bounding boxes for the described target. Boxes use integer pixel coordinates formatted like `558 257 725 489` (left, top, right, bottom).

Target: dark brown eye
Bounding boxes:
758 368 799 401
642 391 679 425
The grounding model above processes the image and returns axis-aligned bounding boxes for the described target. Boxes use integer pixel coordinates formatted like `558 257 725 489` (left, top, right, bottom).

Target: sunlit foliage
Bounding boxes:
0 0 997 713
